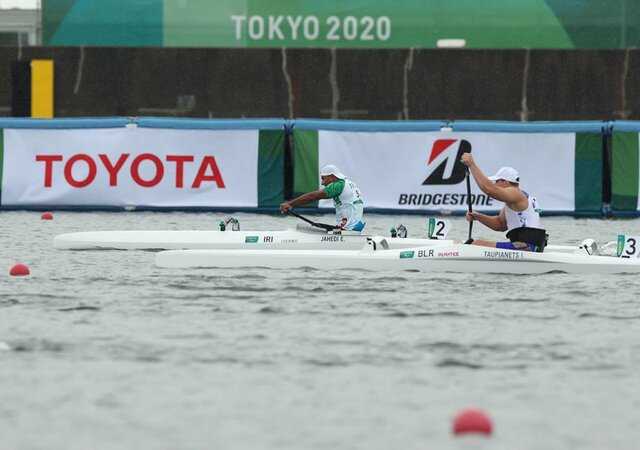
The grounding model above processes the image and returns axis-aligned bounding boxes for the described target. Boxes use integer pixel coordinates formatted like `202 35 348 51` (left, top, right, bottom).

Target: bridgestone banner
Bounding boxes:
0 127 284 208
293 129 602 214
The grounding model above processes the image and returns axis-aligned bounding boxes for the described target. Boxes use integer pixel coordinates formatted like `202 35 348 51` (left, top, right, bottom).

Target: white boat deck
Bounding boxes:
154 241 640 275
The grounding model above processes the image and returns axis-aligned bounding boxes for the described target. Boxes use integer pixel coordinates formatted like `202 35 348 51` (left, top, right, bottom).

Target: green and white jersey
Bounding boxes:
323 178 365 230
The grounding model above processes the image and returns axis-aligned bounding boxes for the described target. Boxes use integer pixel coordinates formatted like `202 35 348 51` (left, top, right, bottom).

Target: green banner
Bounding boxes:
611 132 639 213
42 0 640 49
292 129 319 203
43 0 162 46
0 129 3 203
574 132 603 214
257 129 285 207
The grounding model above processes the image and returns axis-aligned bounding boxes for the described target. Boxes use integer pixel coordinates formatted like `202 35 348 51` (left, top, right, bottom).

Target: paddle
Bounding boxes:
285 208 337 232
465 165 473 243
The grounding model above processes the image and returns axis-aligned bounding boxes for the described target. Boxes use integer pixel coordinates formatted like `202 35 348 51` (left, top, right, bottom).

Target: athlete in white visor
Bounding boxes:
460 153 546 252
279 164 366 231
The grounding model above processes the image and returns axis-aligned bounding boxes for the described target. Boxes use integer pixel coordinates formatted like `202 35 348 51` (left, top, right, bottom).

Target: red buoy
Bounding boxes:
453 408 492 436
41 212 54 220
10 263 30 276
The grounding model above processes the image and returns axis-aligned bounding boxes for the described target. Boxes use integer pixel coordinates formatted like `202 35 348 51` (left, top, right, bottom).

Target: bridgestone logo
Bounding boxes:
423 139 471 185
398 193 494 207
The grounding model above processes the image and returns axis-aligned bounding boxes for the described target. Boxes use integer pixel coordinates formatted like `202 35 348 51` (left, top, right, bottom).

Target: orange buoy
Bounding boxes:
41 212 54 220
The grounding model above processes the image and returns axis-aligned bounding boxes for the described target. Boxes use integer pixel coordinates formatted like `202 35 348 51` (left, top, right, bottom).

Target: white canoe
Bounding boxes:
53 224 579 253
53 226 453 251
154 240 639 274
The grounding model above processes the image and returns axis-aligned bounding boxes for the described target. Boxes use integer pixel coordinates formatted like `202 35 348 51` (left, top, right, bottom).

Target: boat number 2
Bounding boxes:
428 218 452 239
617 235 640 258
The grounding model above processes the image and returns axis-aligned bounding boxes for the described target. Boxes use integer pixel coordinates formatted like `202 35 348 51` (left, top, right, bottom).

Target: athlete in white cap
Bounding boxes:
460 152 546 252
279 164 366 231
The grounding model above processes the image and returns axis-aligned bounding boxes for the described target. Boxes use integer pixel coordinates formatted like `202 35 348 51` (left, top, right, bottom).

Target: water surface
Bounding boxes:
1 211 640 450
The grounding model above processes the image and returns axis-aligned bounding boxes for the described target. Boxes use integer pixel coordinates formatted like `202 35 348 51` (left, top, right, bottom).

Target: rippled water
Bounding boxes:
1 211 640 450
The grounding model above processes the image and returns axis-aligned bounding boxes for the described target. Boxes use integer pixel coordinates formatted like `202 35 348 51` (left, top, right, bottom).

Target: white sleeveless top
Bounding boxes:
504 191 540 231
322 178 364 230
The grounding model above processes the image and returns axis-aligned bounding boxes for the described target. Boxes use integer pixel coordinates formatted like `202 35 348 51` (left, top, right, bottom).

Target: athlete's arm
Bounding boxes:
467 208 508 232
461 153 527 205
279 189 328 213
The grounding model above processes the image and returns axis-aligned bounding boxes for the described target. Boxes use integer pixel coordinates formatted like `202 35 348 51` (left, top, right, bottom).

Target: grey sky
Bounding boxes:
0 0 39 9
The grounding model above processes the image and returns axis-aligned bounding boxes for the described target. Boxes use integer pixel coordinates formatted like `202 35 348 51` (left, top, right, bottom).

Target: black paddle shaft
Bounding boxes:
465 166 473 241
286 209 337 232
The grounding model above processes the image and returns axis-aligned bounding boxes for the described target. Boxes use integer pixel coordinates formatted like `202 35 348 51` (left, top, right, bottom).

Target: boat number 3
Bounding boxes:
617 235 640 258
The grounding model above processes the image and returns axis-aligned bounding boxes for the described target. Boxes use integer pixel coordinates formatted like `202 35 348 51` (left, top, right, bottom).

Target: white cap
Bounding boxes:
488 167 519 184
320 164 346 179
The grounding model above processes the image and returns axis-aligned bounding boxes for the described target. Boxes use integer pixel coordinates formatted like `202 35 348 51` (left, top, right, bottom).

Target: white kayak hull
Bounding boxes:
53 226 578 253
155 242 640 274
53 227 455 251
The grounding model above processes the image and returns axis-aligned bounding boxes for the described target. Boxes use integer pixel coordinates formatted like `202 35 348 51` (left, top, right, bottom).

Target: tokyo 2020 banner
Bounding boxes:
42 0 638 49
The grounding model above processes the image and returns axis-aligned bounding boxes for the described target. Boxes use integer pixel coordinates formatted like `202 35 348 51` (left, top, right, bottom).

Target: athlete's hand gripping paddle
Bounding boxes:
464 164 473 243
